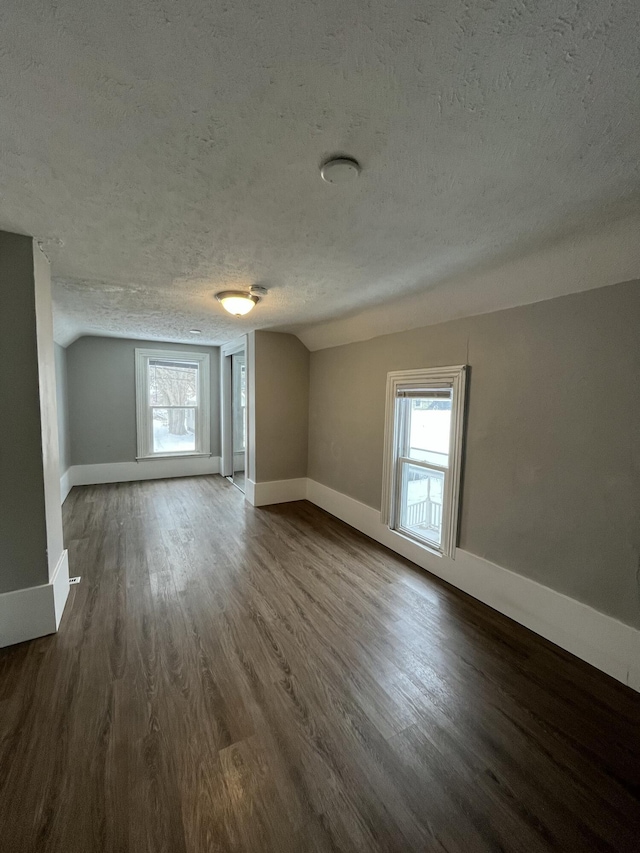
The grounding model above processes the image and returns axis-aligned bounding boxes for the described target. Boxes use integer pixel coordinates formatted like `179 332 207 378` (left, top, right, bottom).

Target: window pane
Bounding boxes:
406 393 452 467
149 360 198 407
152 408 196 453
399 463 444 547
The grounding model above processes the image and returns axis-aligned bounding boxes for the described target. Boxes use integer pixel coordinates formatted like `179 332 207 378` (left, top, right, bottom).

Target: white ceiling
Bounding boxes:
0 0 638 347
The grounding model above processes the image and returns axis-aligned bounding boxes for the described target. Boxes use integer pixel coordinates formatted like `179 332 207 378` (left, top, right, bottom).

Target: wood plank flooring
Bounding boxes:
1 475 639 852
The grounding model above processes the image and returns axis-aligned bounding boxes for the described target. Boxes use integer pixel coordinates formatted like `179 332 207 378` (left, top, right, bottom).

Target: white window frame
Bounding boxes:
381 365 467 558
135 348 211 460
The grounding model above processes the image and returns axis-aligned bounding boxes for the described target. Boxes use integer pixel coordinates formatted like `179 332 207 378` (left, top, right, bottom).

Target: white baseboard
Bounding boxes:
60 456 221 497
246 477 308 507
0 549 70 648
52 549 70 629
305 479 640 693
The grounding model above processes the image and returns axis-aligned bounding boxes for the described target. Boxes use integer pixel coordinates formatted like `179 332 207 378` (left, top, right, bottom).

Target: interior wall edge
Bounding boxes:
60 468 72 504
245 477 308 507
0 549 69 648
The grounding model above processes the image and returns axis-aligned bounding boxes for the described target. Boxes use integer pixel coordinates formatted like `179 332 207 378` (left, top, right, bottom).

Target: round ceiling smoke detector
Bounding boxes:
320 157 361 184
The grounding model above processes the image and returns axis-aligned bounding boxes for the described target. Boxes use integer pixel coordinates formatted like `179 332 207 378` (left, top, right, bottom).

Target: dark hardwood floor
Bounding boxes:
1 476 639 852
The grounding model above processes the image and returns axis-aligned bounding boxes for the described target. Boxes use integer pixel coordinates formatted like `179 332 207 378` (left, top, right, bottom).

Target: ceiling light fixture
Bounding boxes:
320 156 361 184
216 290 259 316
189 329 202 334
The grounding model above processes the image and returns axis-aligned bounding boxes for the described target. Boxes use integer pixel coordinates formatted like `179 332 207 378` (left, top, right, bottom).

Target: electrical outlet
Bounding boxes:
69 576 81 585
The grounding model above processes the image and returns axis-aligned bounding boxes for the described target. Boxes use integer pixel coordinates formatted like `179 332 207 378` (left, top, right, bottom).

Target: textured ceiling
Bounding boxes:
0 0 638 347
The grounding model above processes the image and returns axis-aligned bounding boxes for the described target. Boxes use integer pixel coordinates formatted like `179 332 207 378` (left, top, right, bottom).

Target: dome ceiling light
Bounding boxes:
320 156 361 184
215 285 267 317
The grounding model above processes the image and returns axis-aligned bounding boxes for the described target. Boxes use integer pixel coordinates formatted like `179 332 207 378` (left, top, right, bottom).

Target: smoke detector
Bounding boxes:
320 157 361 184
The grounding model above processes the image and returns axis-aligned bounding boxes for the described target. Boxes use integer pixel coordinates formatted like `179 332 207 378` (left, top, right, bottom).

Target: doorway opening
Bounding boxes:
221 337 248 493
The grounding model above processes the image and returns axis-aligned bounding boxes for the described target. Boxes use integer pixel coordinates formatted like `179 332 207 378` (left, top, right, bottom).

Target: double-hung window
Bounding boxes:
382 366 467 557
135 349 210 459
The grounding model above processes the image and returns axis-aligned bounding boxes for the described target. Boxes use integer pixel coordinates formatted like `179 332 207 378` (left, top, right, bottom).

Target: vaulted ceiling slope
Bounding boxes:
0 0 638 347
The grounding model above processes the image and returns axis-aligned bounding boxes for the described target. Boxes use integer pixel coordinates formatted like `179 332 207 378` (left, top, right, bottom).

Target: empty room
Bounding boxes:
0 1 639 851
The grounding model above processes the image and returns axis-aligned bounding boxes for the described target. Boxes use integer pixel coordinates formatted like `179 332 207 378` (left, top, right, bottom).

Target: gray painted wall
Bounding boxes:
308 279 640 628
67 336 221 465
0 232 63 593
54 344 71 475
254 331 309 482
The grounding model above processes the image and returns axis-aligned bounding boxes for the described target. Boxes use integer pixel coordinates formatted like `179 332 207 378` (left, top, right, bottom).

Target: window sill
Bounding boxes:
136 452 212 461
388 526 446 559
